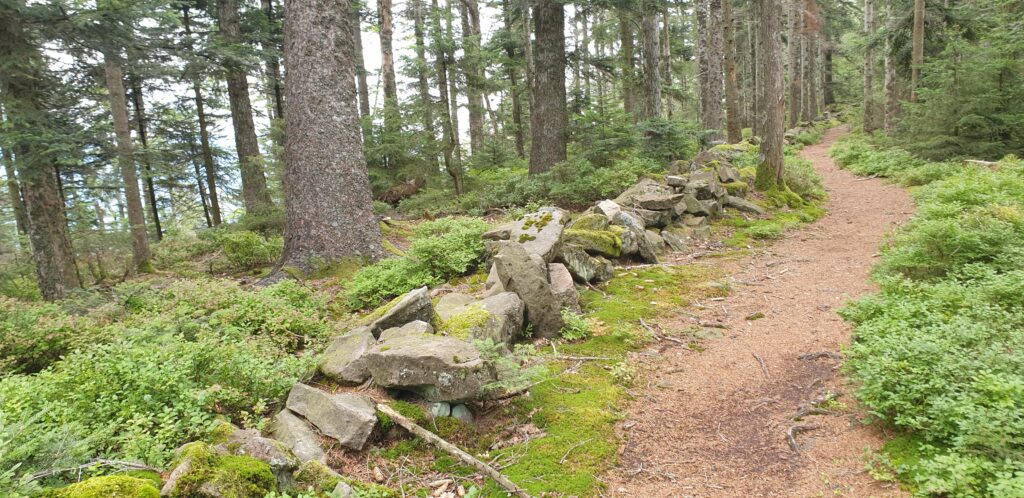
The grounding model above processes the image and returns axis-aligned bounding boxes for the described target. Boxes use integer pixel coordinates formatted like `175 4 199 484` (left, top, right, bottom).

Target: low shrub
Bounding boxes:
219 231 283 270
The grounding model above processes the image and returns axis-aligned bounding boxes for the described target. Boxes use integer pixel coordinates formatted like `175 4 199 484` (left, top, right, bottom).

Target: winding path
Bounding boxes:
606 127 914 497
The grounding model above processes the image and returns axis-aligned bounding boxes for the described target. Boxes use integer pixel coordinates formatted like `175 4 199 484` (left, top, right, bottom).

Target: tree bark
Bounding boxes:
823 41 834 105
641 8 662 120
103 54 152 271
502 0 525 158
189 142 213 228
277 0 383 272
217 0 274 215
183 6 222 225
695 0 709 124
411 0 439 168
528 0 567 174
883 2 898 135
444 0 462 169
802 0 820 121
459 0 485 154
260 0 285 122
754 0 785 189
432 0 464 194
787 0 802 127
353 2 371 121
128 75 163 240
0 111 29 235
661 10 673 119
911 0 924 101
618 9 636 118
378 0 400 138
863 0 876 132
722 0 742 143
704 0 725 139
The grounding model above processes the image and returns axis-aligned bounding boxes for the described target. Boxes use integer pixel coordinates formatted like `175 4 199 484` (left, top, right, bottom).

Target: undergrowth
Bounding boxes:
833 134 1024 497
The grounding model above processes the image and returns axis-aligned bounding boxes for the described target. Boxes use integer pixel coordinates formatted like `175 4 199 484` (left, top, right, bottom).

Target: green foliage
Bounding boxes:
559 309 590 341
346 218 488 308
41 475 160 498
839 139 1024 496
218 231 283 271
0 258 40 301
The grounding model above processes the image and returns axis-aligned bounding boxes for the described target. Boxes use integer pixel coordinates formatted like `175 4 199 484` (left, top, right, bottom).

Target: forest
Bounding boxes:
0 0 1021 495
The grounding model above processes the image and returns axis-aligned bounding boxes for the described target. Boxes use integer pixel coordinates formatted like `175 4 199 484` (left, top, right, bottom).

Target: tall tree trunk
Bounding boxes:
641 8 662 119
444 0 462 168
0 110 29 235
722 0 742 143
189 142 213 228
103 54 151 271
276 0 383 273
128 75 163 240
183 7 222 225
754 0 785 189
804 31 819 119
823 40 834 105
528 0 567 174
787 0 802 127
750 14 761 135
883 3 898 134
520 0 533 97
704 0 725 139
661 10 673 119
412 0 439 168
459 0 485 154
378 0 400 140
618 9 636 118
432 0 464 194
582 8 593 104
218 0 274 215
695 0 708 123
260 0 285 123
911 0 924 101
353 2 371 121
502 0 526 158
863 0 876 131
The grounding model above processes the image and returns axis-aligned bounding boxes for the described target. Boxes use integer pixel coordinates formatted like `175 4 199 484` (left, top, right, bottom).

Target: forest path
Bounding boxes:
604 127 914 497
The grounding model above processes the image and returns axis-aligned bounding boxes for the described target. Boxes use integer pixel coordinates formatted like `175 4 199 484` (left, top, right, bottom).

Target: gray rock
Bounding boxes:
613 178 674 207
439 292 524 346
436 293 478 321
594 199 622 220
625 207 671 229
611 210 646 231
484 265 503 292
689 149 732 170
665 175 688 187
682 214 709 227
482 222 516 241
364 335 496 402
319 327 375 384
379 320 434 342
567 213 611 231
661 229 691 252
271 410 325 464
637 193 684 211
214 423 299 475
717 165 742 184
363 287 433 337
508 207 568 262
548 263 581 313
686 170 726 200
285 384 377 450
333 481 353 498
493 243 563 337
620 227 641 256
644 230 669 256
430 402 452 418
676 194 709 217
561 229 622 258
635 228 660 263
691 225 712 240
558 244 614 283
450 404 474 424
724 195 767 215
701 199 723 219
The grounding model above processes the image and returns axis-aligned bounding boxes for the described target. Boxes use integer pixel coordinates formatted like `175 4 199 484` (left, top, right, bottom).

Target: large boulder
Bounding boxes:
364 335 496 402
724 195 767 215
285 384 377 450
161 442 277 498
319 327 375 385
362 287 433 337
561 229 622 258
594 199 622 220
665 175 688 187
701 198 724 219
644 230 669 257
675 194 709 217
507 207 568 262
716 165 742 184
558 244 615 283
611 210 646 231
660 228 691 252
685 170 726 200
271 410 325 464
624 207 671 229
613 178 674 207
493 243 564 337
637 193 684 211
436 293 478 321
53 476 160 498
379 320 434 342
567 213 611 231
438 292 524 346
548 263 581 313
620 227 641 256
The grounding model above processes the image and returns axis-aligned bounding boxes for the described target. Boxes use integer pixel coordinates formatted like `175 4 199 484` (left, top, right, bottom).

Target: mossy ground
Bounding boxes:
42 475 160 498
721 200 826 248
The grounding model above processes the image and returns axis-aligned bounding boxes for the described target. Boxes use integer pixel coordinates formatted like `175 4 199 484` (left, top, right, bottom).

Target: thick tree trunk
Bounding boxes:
183 7 222 225
722 0 742 143
754 0 785 189
277 0 383 272
618 10 636 117
378 0 400 138
502 0 526 158
260 0 285 122
641 9 662 119
863 0 876 132
412 0 439 168
432 0 464 194
883 3 898 135
459 0 485 154
128 75 163 240
823 41 834 105
787 0 802 127
804 31 819 119
661 10 673 119
704 0 725 139
911 0 924 101
103 54 151 271
750 15 761 136
695 0 708 124
218 0 274 215
528 0 567 174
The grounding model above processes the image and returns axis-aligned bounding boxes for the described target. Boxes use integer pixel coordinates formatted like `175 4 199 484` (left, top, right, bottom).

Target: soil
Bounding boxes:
605 127 915 497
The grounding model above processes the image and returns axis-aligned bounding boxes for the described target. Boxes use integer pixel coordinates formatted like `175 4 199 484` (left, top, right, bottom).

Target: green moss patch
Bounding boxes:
562 229 622 258
164 442 276 498
439 305 491 339
43 475 160 498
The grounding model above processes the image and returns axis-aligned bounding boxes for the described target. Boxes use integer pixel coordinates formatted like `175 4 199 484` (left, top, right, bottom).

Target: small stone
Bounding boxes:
450 404 474 423
430 402 452 418
665 175 688 187
334 481 354 498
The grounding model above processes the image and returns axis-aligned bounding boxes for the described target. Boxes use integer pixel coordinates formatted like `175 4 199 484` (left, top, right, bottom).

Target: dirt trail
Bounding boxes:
606 127 914 497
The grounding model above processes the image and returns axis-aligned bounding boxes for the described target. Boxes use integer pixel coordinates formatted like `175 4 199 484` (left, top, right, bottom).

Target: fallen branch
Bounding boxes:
377 404 532 498
786 424 820 456
798 351 843 361
551 355 613 362
29 459 161 482
752 353 770 378
639 318 686 345
558 438 593 465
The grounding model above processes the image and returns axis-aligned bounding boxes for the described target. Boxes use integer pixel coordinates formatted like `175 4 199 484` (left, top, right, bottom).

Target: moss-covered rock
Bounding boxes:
562 229 622 258
292 460 342 492
45 475 160 498
722 181 749 196
568 213 611 231
162 442 277 498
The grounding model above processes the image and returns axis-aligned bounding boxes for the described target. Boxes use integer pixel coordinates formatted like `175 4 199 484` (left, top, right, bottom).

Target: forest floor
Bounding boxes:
604 127 914 497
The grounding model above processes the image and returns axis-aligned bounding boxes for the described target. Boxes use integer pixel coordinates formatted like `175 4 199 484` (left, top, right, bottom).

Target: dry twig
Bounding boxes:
752 353 770 378
786 424 820 455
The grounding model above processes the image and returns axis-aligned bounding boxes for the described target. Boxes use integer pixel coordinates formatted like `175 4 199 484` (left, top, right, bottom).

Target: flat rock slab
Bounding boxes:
285 384 377 450
493 243 564 337
558 244 615 282
271 410 325 464
507 207 568 262
363 287 433 337
379 320 434 342
364 335 496 402
725 195 767 215
438 292 524 347
637 193 685 211
319 326 375 385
